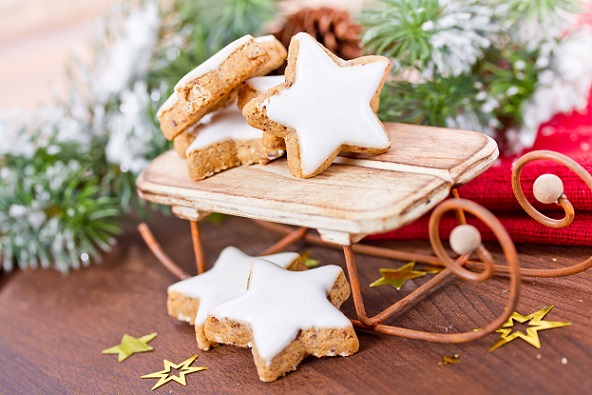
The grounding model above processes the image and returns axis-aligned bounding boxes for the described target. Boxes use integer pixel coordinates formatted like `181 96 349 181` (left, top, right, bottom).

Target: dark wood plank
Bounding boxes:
1 214 591 394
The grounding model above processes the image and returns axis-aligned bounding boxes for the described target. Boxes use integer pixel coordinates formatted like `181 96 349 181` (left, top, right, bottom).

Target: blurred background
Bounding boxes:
0 0 365 109
0 0 119 108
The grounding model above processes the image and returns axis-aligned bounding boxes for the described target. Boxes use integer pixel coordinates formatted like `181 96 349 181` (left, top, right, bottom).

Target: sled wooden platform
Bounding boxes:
136 121 592 343
137 122 498 245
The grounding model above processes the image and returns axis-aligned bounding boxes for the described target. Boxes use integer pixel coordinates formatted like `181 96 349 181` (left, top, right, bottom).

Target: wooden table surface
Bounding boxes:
1 214 591 394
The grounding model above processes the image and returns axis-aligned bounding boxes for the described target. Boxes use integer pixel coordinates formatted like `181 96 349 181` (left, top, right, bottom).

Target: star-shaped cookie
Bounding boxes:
204 259 358 382
167 246 303 350
243 32 391 178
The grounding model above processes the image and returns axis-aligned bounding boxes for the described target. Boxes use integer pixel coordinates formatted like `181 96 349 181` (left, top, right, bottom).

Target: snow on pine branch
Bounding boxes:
421 0 497 78
508 26 592 151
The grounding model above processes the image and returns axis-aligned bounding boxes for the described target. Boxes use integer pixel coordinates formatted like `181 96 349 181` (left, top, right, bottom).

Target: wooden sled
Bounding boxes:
137 122 592 343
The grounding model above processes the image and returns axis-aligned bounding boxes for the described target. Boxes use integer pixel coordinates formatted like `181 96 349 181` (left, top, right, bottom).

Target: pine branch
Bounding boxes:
0 150 120 272
361 0 441 69
361 0 495 77
477 47 538 126
361 0 587 146
175 0 276 51
149 0 276 108
496 0 581 23
378 76 495 133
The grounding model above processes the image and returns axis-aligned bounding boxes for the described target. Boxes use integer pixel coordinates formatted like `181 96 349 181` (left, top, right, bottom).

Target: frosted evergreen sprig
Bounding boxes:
509 26 592 151
0 125 119 272
362 0 588 148
362 0 496 78
378 76 497 134
493 0 582 48
174 0 276 52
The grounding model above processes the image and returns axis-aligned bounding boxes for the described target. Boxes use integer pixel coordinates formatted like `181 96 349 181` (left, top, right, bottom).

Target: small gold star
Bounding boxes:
102 332 157 362
438 354 460 365
489 305 572 352
142 355 208 391
370 262 439 290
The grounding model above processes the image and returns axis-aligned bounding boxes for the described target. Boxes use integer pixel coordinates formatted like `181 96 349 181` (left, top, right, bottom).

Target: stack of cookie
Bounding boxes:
158 32 392 181
157 35 289 180
242 32 391 178
166 246 359 382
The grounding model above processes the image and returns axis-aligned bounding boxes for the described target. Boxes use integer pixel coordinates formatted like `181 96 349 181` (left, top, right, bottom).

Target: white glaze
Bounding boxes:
208 259 353 364
262 32 390 176
168 246 300 326
175 35 253 89
157 91 177 117
186 105 264 154
246 75 285 92
255 34 277 44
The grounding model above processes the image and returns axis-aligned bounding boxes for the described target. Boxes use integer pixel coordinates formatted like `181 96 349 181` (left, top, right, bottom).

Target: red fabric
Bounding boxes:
371 88 592 245
457 94 592 212
370 212 592 246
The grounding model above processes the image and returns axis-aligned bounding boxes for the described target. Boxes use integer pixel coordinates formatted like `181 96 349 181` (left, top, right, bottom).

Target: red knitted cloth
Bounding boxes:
370 212 592 246
372 89 592 245
459 97 592 213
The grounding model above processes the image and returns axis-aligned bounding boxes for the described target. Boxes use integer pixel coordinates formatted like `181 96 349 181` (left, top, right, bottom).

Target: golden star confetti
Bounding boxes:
370 262 440 290
300 251 319 268
102 332 157 362
438 354 460 365
489 305 572 352
142 355 208 391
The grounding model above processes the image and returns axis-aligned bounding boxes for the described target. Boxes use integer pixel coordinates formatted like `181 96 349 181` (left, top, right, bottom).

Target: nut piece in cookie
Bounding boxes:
243 32 391 178
167 247 305 351
185 105 285 181
205 259 359 382
157 34 287 141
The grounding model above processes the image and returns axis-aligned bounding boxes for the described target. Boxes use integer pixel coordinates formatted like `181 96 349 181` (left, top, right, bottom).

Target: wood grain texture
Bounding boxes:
339 122 498 185
1 215 591 394
137 123 498 238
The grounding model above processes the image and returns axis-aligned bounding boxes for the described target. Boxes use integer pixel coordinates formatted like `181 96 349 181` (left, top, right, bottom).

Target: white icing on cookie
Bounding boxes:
185 105 264 155
262 32 390 176
254 34 277 44
157 91 177 117
208 259 352 364
168 247 300 326
175 35 253 89
246 75 285 92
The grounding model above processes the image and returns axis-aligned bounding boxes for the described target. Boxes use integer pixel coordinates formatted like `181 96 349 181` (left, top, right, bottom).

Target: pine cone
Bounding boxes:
274 7 362 61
